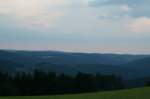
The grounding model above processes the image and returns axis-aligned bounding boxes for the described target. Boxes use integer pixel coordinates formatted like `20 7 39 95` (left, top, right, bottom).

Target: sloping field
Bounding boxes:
1 87 150 99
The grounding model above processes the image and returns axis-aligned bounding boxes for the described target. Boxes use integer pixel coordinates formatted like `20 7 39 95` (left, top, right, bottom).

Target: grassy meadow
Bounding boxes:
0 87 150 99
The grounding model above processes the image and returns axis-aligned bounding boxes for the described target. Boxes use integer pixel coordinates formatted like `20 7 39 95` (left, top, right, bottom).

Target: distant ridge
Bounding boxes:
0 49 150 81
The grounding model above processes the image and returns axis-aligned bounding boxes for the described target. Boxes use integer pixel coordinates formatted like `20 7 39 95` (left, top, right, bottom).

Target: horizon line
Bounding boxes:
0 48 150 56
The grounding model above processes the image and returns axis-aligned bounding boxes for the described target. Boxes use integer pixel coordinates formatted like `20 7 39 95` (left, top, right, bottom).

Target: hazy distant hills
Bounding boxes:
0 49 150 80
0 50 147 65
121 57 150 78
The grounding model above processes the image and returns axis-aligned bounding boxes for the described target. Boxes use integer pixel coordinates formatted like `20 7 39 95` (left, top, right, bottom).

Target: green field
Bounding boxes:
1 87 150 99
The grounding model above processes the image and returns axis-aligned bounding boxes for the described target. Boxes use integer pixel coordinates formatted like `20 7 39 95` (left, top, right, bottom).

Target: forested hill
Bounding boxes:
0 50 150 80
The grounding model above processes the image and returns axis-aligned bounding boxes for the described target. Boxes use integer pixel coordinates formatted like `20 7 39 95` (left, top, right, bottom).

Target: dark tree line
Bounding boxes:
146 81 150 86
0 70 124 96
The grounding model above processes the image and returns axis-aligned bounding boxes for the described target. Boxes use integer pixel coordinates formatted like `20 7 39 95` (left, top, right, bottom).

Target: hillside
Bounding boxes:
0 50 147 66
121 57 150 78
1 87 150 99
0 50 150 83
0 60 25 73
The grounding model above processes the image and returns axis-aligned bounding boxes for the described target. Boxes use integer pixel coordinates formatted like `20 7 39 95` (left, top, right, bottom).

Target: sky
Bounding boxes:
0 0 150 54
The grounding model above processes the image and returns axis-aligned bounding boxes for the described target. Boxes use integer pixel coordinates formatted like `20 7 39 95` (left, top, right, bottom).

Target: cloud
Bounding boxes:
131 5 150 18
0 0 150 54
89 0 150 19
90 0 150 6
0 0 97 30
121 4 131 12
97 4 131 19
0 0 69 29
130 17 150 33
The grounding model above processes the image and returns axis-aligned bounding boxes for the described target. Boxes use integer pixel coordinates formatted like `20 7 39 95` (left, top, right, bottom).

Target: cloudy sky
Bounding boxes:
0 0 150 54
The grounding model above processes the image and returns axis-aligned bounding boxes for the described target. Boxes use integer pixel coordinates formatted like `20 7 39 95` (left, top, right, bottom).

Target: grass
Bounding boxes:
1 87 150 99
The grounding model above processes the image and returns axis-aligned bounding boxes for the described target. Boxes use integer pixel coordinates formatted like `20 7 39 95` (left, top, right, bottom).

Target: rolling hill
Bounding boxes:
120 57 150 79
0 60 25 73
0 50 150 81
0 50 147 66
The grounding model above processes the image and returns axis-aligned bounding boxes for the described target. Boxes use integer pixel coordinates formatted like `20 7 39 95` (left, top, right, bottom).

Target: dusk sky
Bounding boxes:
0 0 150 54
